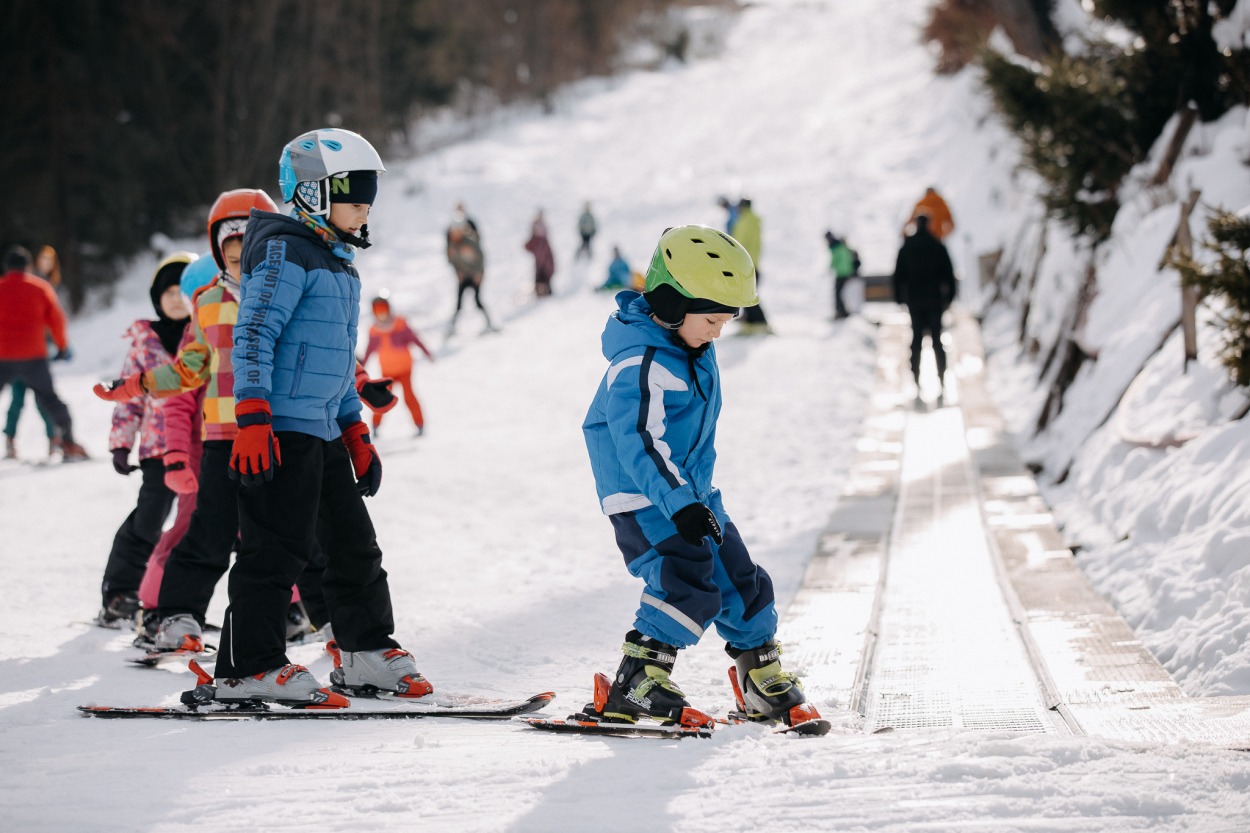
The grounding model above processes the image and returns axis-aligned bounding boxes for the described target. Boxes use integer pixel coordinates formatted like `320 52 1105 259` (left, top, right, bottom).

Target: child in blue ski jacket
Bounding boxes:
199 128 432 709
581 225 822 730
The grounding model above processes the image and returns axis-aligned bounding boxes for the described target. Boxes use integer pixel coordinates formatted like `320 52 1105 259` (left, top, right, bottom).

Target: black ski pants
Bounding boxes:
907 304 947 384
101 457 175 604
156 441 238 622
834 276 850 319
215 432 398 678
743 267 769 325
0 358 75 442
156 440 329 627
452 275 491 321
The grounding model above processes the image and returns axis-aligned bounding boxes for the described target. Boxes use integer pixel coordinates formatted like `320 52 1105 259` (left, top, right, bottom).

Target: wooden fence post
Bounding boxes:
1176 190 1202 370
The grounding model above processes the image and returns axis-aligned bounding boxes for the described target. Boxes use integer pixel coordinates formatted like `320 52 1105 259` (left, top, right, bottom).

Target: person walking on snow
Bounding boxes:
825 230 860 320
581 225 822 730
206 127 430 708
576 202 597 260
729 199 772 334
0 246 88 462
893 214 956 397
94 253 193 626
361 294 434 437
906 186 955 241
525 209 556 298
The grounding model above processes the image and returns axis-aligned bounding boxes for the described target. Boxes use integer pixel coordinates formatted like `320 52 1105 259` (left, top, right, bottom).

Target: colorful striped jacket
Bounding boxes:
142 278 240 442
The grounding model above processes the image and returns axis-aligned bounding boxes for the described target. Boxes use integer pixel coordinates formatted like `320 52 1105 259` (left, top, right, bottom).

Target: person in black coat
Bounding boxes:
892 214 956 392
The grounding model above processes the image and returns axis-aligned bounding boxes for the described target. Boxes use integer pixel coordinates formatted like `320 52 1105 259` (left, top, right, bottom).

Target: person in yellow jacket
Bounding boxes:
728 199 772 334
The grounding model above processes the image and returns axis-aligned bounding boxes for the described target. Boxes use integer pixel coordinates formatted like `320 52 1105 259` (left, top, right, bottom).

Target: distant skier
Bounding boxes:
576 202 597 260
715 195 739 233
4 246 61 460
893 214 956 396
729 198 772 334
581 225 821 730
906 186 955 241
825 230 860 320
525 209 556 297
446 221 494 334
447 202 480 244
0 245 88 462
94 253 193 626
361 293 434 437
597 246 633 291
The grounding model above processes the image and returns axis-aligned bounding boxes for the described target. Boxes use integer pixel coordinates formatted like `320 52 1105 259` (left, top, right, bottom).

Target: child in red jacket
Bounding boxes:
361 294 434 437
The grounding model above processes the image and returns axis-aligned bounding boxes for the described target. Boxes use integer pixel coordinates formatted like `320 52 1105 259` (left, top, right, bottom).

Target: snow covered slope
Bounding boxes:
2 1 1248 831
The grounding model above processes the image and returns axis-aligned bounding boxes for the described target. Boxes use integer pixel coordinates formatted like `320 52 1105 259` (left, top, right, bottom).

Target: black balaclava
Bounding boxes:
149 261 189 355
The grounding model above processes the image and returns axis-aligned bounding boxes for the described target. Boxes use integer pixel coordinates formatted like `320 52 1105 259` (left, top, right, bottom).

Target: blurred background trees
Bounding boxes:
1 0 702 310
924 0 1248 241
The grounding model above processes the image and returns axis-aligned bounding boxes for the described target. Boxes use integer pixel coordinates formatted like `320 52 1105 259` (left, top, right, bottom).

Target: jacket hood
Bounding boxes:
245 209 356 262
600 290 684 361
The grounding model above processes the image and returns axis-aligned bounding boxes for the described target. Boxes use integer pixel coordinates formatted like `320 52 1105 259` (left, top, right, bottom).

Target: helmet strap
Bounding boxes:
332 222 372 250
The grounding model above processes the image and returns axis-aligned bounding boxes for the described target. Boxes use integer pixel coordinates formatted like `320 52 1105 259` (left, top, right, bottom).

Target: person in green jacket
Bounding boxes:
729 199 772 334
825 231 859 320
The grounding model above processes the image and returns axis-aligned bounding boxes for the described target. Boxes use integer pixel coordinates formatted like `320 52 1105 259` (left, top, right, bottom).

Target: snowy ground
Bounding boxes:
2 1 1249 831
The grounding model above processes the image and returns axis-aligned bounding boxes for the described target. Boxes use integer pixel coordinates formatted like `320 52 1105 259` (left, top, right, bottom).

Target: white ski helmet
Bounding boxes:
278 128 385 217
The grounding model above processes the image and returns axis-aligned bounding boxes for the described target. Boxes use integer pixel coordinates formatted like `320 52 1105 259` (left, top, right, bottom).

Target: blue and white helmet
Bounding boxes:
278 128 385 217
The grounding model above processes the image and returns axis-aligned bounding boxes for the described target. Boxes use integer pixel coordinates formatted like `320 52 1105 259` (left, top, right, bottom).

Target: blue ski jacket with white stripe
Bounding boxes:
583 290 722 519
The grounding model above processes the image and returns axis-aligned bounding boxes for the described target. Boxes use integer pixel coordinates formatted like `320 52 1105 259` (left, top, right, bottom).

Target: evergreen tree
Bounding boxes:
981 0 1247 240
1171 210 1250 387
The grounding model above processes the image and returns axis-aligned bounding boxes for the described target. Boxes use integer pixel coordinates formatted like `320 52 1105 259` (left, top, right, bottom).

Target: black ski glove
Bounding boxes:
672 502 723 546
358 377 397 412
111 447 138 475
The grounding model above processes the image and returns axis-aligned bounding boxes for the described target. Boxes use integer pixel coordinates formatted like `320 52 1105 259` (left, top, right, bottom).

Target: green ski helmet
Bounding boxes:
643 225 758 328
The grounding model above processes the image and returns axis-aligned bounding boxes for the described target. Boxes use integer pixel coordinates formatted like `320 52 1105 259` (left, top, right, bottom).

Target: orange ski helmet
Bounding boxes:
207 189 278 270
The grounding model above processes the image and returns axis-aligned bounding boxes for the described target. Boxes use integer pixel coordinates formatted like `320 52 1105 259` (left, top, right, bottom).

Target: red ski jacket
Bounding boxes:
0 270 68 360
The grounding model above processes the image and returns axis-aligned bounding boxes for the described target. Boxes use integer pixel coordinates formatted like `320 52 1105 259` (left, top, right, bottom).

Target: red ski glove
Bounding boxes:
93 374 147 402
341 421 382 497
163 450 199 495
229 399 280 486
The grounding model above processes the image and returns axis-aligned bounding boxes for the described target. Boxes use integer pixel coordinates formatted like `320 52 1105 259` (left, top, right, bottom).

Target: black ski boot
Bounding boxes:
590 630 712 728
726 639 821 727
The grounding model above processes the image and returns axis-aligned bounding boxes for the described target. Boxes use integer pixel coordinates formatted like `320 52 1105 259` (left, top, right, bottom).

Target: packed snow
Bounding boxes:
2 1 1248 831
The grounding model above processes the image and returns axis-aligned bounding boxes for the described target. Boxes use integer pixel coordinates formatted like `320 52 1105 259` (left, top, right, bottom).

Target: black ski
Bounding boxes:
520 714 713 739
520 711 832 739
128 647 218 667
78 691 555 721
